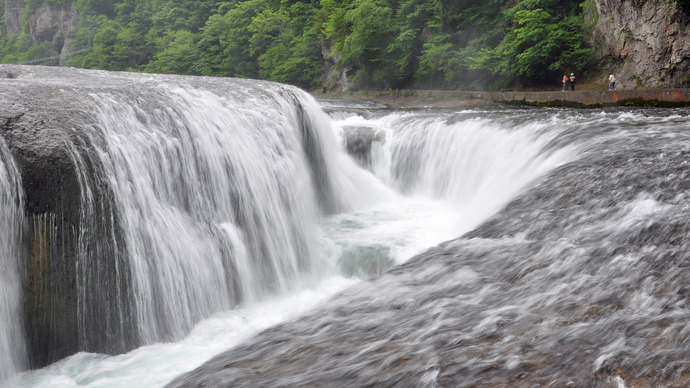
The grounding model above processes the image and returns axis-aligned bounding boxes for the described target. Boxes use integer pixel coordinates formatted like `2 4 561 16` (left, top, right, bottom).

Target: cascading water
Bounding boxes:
169 107 690 388
1 66 578 386
372 111 575 228
0 137 25 384
323 108 579 266
66 78 389 346
8 66 687 387
0 66 390 385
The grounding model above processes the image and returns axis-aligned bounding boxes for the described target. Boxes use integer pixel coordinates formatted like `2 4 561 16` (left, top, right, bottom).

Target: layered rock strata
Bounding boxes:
593 0 690 88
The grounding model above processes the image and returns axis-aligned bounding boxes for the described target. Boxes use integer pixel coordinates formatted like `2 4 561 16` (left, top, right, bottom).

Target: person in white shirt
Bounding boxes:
608 74 616 90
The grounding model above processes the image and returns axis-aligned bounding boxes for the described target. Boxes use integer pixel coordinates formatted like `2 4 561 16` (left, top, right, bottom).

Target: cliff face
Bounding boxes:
3 0 78 65
593 0 690 88
3 0 24 37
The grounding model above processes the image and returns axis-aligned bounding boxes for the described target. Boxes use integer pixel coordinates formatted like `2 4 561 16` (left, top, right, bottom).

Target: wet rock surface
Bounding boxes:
0 64 337 369
0 87 85 367
341 125 385 169
168 110 690 387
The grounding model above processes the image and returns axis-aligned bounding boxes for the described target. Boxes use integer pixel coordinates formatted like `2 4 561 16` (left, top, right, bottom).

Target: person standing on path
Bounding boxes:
570 73 576 91
608 74 616 90
562 75 568 91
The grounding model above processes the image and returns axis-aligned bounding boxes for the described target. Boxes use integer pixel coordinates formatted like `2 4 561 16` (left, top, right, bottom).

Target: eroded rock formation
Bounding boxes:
0 68 136 368
593 0 690 88
3 0 78 65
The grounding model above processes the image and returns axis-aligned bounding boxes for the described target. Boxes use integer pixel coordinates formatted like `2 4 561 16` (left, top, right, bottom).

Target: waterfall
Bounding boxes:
385 113 575 228
3 67 613 388
0 137 25 383
65 80 387 346
166 107 690 388
0 66 391 375
333 110 578 234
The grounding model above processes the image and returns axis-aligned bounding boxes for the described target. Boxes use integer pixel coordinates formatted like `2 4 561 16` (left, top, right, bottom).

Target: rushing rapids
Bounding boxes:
0 136 25 383
0 65 389 379
0 66 688 387
169 107 690 387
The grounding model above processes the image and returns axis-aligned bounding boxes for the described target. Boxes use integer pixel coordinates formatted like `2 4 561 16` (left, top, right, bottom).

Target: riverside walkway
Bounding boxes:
475 89 690 107
406 89 690 107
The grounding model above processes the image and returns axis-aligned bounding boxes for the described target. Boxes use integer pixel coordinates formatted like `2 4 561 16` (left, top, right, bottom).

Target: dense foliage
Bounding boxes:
0 0 595 90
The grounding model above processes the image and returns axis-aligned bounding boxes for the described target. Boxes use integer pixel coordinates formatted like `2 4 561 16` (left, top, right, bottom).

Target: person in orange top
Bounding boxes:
562 75 568 91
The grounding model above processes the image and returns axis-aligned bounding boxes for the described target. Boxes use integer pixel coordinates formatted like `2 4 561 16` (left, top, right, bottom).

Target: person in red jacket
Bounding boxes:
562 75 568 91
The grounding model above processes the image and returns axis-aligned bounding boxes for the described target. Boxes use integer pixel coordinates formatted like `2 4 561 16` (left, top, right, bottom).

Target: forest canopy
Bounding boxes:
0 0 595 90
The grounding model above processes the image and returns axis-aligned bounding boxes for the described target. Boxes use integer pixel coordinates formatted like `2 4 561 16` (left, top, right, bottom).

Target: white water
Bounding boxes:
331 110 576 244
0 138 25 384
6 93 578 387
69 85 392 346
14 277 359 388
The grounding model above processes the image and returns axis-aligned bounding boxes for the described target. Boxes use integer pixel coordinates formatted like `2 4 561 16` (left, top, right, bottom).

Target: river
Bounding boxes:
1 66 689 387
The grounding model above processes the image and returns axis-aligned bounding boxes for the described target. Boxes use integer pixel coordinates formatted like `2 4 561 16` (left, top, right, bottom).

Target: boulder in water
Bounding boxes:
342 125 385 169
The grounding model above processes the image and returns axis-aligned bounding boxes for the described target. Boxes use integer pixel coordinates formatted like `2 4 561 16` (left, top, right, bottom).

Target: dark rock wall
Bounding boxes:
1 105 81 367
0 93 135 368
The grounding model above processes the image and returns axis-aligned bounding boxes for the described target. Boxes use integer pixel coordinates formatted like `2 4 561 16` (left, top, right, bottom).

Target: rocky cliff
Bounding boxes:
3 0 24 37
593 0 690 88
3 0 78 65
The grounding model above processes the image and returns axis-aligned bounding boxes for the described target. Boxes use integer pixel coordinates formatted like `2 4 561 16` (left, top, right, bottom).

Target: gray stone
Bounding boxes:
3 0 78 65
593 0 690 88
342 125 385 170
0 68 136 368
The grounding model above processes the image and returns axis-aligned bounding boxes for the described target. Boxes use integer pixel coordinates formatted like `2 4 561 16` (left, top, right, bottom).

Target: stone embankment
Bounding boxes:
328 89 690 108
473 89 690 107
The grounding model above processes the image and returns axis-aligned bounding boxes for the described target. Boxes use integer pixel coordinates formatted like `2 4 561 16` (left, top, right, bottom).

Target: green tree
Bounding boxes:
151 0 215 33
112 22 149 69
215 0 271 78
385 0 443 87
75 0 115 17
341 0 392 66
0 34 52 64
321 0 352 56
145 29 202 74
472 5 592 87
416 35 459 87
0 0 596 90
85 19 121 69
245 3 323 88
